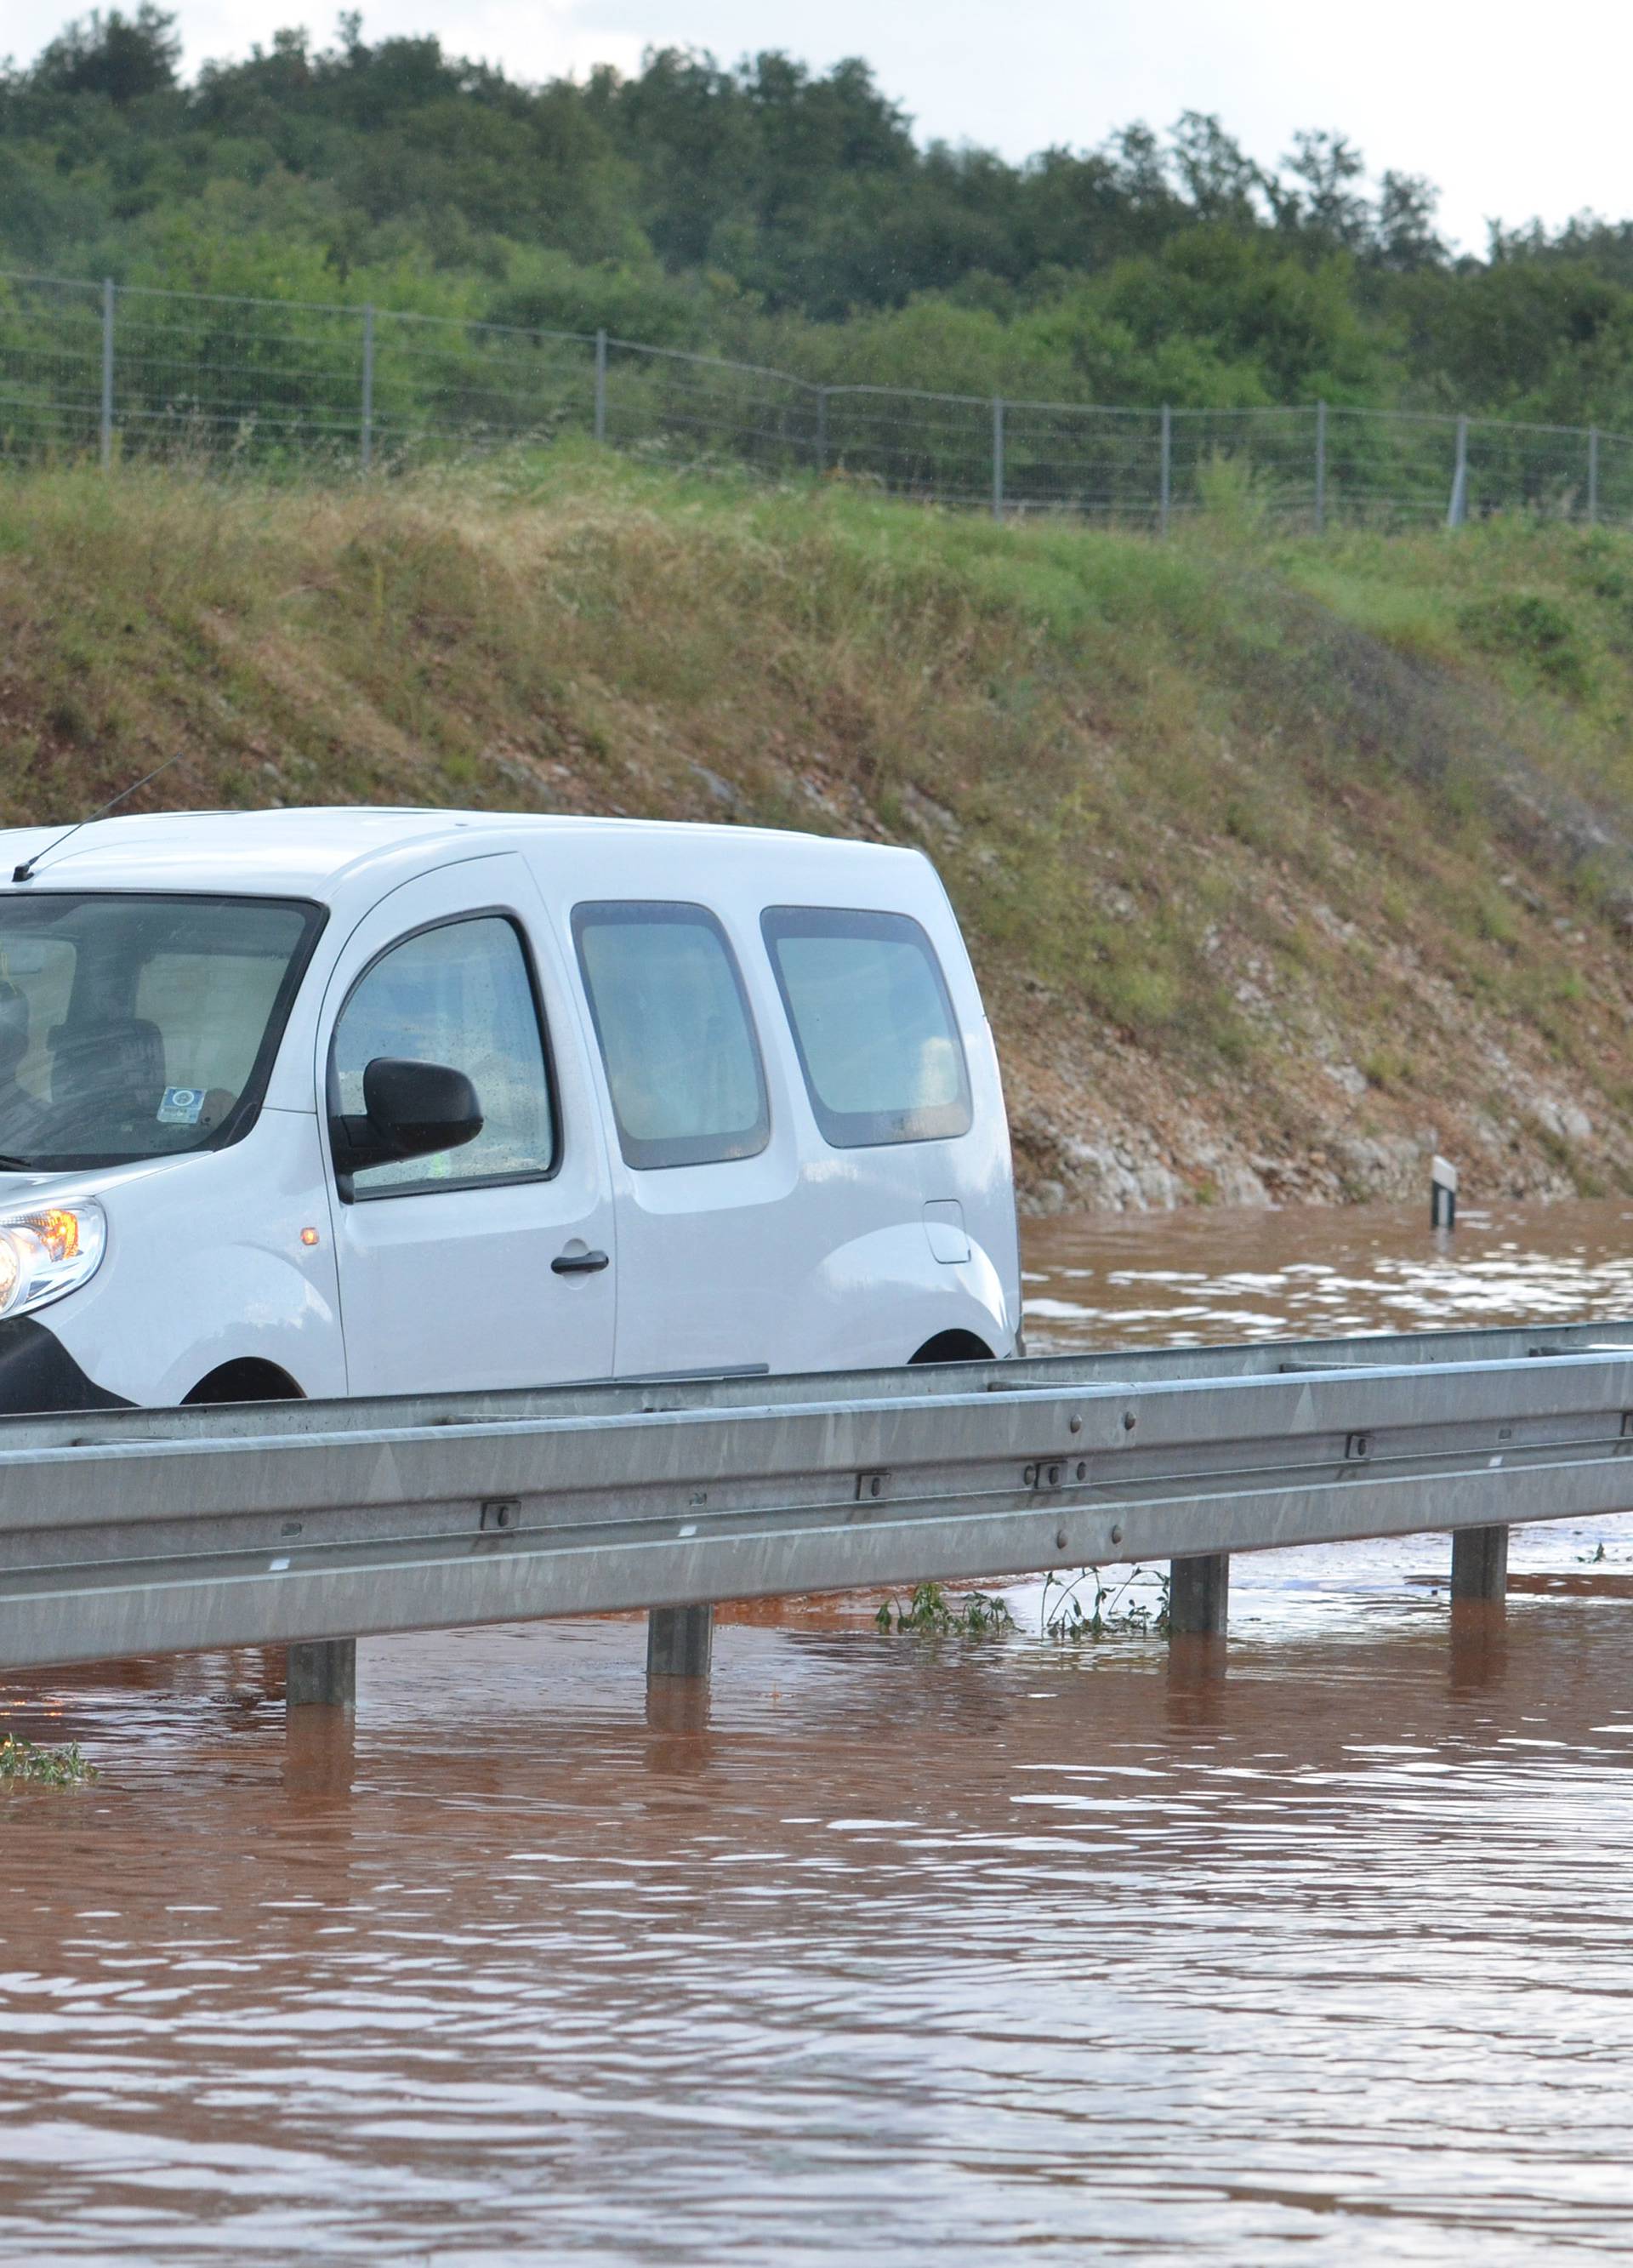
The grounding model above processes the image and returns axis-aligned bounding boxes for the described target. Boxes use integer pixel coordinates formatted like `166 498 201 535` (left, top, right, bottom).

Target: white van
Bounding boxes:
0 809 1020 1411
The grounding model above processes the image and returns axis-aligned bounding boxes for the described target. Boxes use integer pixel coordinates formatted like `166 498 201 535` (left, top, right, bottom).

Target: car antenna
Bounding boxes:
11 752 191 885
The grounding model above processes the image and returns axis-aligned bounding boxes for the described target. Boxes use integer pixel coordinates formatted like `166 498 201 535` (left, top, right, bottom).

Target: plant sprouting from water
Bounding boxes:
1043 1564 1170 1641
875 1581 1015 1635
0 1735 95 1786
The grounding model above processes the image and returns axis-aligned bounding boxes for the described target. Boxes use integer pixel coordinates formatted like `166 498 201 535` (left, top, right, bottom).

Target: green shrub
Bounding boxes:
1456 590 1590 695
0 1735 94 1785
875 1582 1014 1634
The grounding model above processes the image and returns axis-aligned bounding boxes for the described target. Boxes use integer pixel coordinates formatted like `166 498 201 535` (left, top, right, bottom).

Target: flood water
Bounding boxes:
5 1200 1633 2262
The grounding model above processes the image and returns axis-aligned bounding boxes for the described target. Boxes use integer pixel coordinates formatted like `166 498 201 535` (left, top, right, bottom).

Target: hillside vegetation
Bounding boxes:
9 11 1633 428
5 450 1633 1210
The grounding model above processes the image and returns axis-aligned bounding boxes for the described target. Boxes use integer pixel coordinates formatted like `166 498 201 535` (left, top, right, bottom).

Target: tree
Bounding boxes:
1281 130 1370 249
31 3 179 104
1169 112 1265 225
1372 172 1446 271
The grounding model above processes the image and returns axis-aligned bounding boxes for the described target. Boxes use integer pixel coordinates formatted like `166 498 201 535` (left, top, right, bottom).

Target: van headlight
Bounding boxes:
0 1202 105 1320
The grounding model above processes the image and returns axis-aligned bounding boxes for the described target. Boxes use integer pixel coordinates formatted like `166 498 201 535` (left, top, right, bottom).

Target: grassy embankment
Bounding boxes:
4 447 1633 1211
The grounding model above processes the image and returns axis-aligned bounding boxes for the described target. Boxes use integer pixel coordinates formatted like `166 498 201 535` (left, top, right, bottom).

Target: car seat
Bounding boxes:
48 1018 167 1119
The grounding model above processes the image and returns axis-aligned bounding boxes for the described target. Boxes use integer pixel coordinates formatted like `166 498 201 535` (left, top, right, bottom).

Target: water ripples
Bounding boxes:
1023 1199 1633 1347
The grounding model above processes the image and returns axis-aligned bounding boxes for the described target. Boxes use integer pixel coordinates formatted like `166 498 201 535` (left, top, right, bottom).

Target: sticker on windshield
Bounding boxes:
157 1086 206 1125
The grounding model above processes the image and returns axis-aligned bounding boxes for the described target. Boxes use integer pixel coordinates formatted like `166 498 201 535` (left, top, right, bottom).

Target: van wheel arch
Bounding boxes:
908 1330 993 1366
181 1359 305 1406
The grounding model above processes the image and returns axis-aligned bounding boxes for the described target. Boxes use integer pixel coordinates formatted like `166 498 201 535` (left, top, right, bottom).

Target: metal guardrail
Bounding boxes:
3 1318 1633 1671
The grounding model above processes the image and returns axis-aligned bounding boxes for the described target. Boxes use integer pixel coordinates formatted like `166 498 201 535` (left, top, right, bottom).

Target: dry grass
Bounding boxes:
5 446 1633 1206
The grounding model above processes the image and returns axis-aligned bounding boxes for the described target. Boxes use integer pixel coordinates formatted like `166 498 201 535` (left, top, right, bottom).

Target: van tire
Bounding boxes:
182 1359 304 1405
908 1330 993 1365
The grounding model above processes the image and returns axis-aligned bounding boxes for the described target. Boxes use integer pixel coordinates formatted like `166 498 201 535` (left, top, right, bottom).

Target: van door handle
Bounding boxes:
551 1248 611 1275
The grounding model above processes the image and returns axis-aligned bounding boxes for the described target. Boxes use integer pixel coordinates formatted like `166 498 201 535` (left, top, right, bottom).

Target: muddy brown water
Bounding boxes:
6 1200 1633 2263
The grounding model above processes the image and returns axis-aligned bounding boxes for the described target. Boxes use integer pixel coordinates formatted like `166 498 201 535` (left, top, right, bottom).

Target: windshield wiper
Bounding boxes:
0 1156 38 1171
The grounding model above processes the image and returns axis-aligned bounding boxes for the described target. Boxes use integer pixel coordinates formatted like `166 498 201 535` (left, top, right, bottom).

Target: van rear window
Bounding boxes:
761 907 973 1148
572 902 769 1170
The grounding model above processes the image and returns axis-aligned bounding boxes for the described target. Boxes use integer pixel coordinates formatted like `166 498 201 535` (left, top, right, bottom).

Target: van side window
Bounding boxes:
331 914 556 1195
572 902 769 1169
760 906 973 1148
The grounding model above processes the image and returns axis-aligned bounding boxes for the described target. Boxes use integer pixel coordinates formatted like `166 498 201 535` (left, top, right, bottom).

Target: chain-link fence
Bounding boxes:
1 268 1628 531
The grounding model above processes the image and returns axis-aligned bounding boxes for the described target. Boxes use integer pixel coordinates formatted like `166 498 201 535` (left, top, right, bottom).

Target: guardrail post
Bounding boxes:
1159 404 1172 536
100 277 116 470
1169 1553 1229 1637
1450 1526 1508 1605
1315 399 1327 533
647 1604 713 1679
287 1637 356 1707
360 303 374 471
594 328 608 444
992 396 1004 521
1589 425 1600 525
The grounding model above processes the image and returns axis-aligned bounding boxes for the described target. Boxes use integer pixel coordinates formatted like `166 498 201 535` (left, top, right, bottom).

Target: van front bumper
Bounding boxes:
0 1318 131 1416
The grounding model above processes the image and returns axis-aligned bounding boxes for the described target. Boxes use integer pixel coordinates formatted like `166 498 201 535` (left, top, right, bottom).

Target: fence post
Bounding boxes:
814 385 828 474
1315 399 1328 534
1159 404 1172 536
594 328 608 444
360 303 374 471
1447 414 1469 528
100 277 115 471
992 396 1004 522
1589 425 1600 526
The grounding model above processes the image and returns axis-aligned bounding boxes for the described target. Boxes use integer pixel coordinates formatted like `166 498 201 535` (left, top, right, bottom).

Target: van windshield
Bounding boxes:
0 892 322 1170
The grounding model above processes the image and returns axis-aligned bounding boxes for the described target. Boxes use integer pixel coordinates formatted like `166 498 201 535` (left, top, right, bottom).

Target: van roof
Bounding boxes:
0 806 915 901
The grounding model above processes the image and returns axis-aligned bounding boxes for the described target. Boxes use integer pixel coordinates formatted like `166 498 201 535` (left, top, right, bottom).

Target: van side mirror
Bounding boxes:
331 1057 484 1176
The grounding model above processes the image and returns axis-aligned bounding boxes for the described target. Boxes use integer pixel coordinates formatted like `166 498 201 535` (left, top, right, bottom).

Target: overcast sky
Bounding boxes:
20 0 1633 254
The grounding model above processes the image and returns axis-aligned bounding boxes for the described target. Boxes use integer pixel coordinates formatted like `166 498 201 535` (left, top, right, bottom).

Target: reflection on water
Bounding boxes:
2 1201 1633 2262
